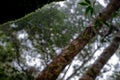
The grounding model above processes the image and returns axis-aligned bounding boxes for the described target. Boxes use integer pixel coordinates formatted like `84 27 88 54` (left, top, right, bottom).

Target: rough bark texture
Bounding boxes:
35 0 120 80
79 31 120 80
0 0 64 24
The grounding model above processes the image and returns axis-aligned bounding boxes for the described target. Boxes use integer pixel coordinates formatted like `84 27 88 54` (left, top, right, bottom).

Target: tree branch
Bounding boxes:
79 31 120 80
35 0 120 80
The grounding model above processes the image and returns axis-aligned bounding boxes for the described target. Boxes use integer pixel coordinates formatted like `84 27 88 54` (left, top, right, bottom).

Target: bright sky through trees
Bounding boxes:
97 0 107 7
23 0 119 80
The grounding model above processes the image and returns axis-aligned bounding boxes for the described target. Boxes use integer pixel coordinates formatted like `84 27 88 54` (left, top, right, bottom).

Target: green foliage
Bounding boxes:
85 0 90 4
79 0 90 6
1 0 119 80
94 13 111 28
79 2 88 6
79 0 94 15
0 2 81 80
85 6 94 15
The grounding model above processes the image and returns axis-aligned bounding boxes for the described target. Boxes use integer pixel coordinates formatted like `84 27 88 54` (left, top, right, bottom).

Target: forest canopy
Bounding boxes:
0 0 120 80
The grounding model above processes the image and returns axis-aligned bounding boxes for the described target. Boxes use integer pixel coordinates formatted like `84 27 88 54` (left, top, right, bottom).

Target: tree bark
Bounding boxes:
79 31 120 80
35 0 120 80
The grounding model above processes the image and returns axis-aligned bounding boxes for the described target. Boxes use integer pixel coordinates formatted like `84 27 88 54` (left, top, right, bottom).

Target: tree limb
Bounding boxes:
79 31 120 80
35 0 120 80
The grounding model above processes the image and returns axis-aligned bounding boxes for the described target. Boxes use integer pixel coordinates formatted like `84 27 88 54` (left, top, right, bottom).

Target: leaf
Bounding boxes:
99 13 102 17
90 7 94 15
103 21 110 27
85 0 90 4
94 19 100 28
100 38 106 43
112 12 118 18
85 6 91 15
79 2 88 6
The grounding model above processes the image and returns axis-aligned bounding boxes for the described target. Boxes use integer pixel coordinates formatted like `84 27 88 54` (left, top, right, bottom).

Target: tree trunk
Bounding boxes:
35 0 120 80
79 31 120 80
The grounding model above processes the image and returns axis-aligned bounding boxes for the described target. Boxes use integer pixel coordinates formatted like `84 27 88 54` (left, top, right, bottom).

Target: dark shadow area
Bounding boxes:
0 0 63 24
